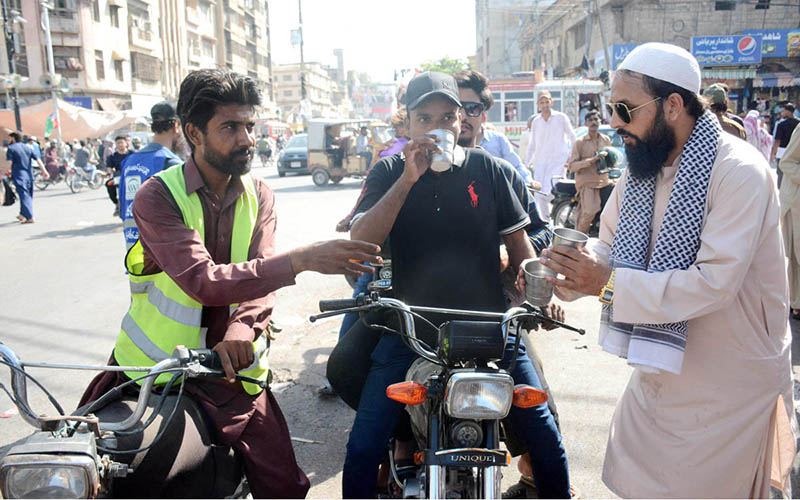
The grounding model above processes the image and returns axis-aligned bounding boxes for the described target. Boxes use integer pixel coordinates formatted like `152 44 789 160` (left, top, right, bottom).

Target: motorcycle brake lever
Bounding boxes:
309 304 374 323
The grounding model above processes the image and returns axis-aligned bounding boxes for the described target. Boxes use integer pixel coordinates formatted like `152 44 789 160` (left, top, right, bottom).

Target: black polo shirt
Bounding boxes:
354 147 529 344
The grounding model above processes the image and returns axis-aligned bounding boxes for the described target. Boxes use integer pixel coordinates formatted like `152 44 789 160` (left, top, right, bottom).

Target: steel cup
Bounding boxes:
523 259 554 307
427 129 455 172
552 227 588 249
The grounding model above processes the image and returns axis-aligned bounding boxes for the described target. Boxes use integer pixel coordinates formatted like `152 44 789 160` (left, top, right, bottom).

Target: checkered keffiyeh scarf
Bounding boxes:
599 111 721 375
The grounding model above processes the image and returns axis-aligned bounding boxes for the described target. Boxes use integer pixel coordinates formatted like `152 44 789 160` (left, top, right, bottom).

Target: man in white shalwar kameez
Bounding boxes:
526 91 576 221
535 43 796 498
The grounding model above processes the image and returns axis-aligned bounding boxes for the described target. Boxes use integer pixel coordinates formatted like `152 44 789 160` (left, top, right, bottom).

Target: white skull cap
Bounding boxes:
617 42 701 94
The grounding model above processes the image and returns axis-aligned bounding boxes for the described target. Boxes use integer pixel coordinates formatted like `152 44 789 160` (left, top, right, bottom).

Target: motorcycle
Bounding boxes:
0 343 253 498
67 165 108 194
33 163 69 191
550 147 623 236
312 293 584 499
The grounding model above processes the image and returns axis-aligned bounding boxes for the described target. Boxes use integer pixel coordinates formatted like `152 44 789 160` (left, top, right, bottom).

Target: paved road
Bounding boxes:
1 164 798 498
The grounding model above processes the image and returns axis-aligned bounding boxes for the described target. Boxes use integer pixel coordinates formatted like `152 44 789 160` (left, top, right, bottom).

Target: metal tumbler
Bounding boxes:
552 227 589 248
523 259 554 307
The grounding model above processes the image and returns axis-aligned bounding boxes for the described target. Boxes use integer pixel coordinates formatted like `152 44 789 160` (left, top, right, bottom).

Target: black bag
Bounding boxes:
1 176 16 206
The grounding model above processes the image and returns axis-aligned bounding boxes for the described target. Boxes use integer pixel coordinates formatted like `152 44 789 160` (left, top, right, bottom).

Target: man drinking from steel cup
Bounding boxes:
329 71 571 499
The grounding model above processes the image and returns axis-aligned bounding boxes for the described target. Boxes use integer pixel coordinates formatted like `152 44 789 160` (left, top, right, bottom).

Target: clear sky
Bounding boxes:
268 0 476 83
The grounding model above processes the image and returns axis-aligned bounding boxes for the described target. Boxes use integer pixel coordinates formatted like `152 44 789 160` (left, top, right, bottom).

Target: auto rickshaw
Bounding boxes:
306 119 391 187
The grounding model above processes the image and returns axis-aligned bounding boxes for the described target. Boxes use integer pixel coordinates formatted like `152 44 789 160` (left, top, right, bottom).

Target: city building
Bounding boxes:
273 61 339 121
519 0 799 113
475 0 557 79
0 0 276 118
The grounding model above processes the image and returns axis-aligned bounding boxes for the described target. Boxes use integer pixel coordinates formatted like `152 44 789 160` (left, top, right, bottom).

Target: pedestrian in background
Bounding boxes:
744 101 773 161
119 102 183 249
704 84 746 139
540 42 795 498
780 126 800 320
7 131 46 223
105 136 133 216
566 110 614 234
773 103 799 188
526 90 576 221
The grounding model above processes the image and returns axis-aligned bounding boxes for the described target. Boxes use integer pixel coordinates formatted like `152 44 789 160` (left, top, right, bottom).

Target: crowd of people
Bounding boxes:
2 41 799 500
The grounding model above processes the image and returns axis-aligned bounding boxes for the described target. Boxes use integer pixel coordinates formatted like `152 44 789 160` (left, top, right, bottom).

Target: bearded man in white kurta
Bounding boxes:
537 43 796 498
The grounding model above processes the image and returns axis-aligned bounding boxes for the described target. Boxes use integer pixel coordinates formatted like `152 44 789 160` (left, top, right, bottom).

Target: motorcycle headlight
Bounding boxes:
0 455 97 498
444 371 514 420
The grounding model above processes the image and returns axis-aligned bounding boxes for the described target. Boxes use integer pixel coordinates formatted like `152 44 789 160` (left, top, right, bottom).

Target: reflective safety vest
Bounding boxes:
114 164 269 395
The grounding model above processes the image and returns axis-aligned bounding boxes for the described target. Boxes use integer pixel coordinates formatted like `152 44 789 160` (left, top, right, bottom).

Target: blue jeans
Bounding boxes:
342 333 570 498
338 272 372 339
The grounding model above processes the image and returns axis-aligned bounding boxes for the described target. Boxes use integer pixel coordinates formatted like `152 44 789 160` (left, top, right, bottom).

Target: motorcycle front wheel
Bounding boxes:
89 173 106 190
68 174 84 193
551 199 574 229
34 174 49 191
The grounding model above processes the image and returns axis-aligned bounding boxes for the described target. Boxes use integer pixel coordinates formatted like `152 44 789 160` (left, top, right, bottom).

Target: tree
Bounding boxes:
420 57 470 74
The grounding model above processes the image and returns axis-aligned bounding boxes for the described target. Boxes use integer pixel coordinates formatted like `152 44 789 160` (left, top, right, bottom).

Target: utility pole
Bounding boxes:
1 0 22 131
594 0 610 72
298 0 305 99
533 0 541 70
40 1 61 146
584 0 592 62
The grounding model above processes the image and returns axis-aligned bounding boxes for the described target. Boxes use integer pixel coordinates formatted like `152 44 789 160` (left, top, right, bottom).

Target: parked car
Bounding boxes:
277 134 309 177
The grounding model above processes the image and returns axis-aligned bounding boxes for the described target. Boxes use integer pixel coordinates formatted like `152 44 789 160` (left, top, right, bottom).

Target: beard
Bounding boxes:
457 122 474 147
203 141 252 176
618 106 676 180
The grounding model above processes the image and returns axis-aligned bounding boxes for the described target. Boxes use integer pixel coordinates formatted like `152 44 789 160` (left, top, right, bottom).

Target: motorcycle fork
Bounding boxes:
479 420 502 499
426 402 444 499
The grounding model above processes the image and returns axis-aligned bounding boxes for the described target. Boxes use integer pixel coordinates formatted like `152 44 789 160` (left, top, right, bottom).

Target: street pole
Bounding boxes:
1 0 22 131
298 0 305 99
594 0 610 73
40 1 61 146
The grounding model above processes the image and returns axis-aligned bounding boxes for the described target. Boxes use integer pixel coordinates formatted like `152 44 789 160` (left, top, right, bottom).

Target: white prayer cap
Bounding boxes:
617 42 701 94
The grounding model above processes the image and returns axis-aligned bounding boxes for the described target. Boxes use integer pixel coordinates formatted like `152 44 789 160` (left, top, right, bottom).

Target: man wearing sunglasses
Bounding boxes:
525 90 577 222
536 42 794 498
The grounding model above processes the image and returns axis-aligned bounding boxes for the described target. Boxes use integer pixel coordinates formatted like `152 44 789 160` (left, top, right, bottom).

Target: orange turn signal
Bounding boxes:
386 381 427 405
513 385 548 408
414 451 425 465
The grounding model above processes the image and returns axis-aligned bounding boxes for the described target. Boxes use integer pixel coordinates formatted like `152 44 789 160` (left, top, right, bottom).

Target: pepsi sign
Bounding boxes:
692 35 763 66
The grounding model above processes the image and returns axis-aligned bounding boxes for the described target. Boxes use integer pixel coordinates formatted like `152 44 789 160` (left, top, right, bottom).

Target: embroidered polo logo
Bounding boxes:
467 181 479 208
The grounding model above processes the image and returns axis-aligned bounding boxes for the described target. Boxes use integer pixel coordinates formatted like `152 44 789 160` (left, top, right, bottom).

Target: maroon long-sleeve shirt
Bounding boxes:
133 155 296 345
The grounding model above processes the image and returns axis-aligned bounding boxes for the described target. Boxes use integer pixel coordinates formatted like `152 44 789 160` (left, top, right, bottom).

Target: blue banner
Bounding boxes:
63 96 93 109
692 35 762 66
743 29 800 58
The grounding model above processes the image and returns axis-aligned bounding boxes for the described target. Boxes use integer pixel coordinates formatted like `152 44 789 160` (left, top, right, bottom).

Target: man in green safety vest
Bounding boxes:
80 69 381 498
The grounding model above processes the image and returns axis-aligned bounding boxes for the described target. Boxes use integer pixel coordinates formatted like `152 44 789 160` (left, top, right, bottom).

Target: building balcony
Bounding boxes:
49 9 79 34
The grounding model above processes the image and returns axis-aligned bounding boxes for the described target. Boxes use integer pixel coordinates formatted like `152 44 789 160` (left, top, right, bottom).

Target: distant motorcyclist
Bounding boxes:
79 68 382 498
255 134 272 167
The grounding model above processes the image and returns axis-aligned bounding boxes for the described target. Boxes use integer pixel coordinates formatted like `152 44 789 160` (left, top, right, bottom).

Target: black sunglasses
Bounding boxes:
460 102 486 117
604 97 660 124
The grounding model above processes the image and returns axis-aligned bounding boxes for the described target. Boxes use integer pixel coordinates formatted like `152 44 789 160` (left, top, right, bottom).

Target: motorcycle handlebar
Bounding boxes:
318 296 367 312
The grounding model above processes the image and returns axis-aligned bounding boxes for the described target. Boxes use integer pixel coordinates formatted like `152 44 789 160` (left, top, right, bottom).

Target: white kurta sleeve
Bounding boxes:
613 161 772 325
525 125 537 167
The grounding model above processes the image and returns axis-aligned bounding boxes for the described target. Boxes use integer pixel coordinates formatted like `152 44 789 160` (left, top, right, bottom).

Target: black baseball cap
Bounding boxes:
402 71 461 110
150 101 177 122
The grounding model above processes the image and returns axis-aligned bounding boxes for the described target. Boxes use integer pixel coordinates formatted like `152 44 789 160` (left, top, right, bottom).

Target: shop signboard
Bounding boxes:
743 29 800 58
595 44 641 71
692 35 762 66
